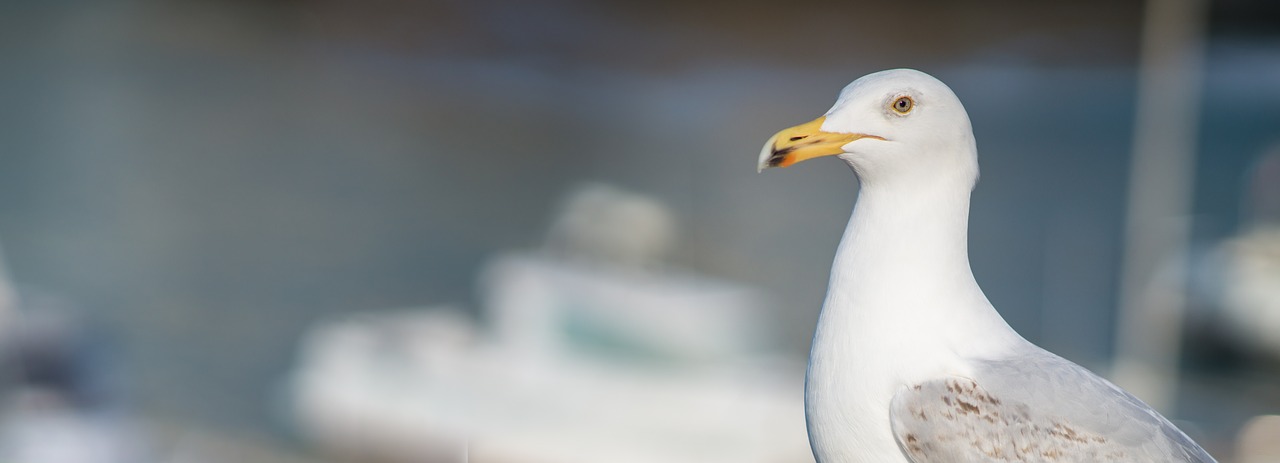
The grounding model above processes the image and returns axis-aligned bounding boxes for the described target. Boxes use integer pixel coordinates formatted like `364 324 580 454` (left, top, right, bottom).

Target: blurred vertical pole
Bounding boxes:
0 245 17 387
0 245 15 338
1112 0 1208 411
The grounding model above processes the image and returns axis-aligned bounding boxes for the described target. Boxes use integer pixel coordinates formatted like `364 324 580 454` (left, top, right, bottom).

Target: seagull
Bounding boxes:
758 69 1216 463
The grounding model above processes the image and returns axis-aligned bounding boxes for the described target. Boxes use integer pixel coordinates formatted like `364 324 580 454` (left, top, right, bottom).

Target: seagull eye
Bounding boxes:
891 96 914 114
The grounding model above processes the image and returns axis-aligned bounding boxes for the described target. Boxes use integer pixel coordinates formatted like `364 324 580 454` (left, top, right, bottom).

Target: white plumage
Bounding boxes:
759 69 1215 463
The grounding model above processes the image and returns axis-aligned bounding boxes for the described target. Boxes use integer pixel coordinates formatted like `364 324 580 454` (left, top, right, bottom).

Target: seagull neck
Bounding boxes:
820 175 1012 349
838 178 976 286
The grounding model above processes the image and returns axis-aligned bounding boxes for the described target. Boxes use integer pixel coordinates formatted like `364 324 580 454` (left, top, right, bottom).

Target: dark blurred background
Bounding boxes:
0 0 1278 462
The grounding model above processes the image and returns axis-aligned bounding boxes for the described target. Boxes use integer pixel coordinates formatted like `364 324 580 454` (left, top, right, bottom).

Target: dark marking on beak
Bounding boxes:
766 147 795 167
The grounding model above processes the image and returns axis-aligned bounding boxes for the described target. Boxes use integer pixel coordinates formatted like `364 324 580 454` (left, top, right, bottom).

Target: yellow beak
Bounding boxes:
757 116 880 172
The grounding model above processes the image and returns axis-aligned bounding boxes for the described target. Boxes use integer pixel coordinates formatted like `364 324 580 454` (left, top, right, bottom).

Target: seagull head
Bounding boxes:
758 69 978 189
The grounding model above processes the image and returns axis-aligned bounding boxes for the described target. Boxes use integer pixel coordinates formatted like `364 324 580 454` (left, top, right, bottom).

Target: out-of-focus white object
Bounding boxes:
0 242 146 463
289 183 809 463
487 183 774 364
482 254 774 365
0 389 142 463
1215 227 1280 356
1235 415 1280 463
1202 148 1280 358
289 308 809 463
291 309 475 463
544 183 678 268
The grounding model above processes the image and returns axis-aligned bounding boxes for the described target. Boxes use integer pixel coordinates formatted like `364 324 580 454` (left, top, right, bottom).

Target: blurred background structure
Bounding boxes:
0 0 1278 461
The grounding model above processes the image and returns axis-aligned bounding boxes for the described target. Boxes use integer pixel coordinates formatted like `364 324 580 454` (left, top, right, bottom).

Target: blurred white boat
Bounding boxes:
288 184 812 463
1189 148 1280 361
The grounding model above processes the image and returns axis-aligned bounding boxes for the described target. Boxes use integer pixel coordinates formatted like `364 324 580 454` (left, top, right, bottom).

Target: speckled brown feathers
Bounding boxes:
888 349 1216 463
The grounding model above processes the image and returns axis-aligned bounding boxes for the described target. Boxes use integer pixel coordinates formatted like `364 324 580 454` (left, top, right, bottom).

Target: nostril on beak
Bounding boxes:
789 136 807 141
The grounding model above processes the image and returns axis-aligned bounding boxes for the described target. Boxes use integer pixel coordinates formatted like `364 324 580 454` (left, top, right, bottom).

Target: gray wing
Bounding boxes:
889 348 1216 463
